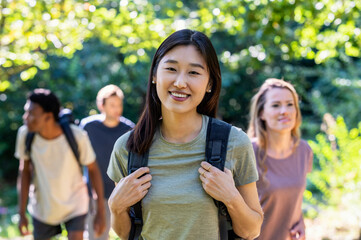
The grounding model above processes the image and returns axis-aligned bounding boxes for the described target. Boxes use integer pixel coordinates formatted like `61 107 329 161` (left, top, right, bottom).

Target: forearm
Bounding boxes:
110 207 132 240
226 193 263 240
88 162 105 208
17 161 30 215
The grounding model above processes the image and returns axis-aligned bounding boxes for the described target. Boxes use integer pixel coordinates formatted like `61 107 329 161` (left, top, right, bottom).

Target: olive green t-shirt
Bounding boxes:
107 115 258 240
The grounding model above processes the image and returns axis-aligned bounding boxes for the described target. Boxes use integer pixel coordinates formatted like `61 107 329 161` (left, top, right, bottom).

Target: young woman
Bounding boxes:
107 29 263 240
247 79 313 240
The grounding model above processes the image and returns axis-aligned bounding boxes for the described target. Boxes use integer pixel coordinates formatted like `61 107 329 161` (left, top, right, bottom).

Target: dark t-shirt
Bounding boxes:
253 139 313 240
80 114 134 198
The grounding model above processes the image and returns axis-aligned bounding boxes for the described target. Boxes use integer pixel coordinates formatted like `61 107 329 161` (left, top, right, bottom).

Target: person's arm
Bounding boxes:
87 161 106 237
290 215 306 240
108 167 152 240
199 162 263 240
230 183 263 239
16 159 31 236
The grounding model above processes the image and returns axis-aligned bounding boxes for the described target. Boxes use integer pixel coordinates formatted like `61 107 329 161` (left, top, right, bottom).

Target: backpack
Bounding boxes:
125 117 245 240
25 108 81 169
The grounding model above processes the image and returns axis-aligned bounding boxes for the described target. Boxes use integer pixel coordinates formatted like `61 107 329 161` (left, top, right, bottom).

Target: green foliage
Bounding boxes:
306 116 361 206
2 0 361 89
1 0 361 216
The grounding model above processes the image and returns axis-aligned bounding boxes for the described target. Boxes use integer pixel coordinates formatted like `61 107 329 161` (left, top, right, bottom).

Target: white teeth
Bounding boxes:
171 92 187 98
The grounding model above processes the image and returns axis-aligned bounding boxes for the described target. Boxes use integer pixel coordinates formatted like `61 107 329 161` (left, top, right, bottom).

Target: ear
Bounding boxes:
45 112 53 121
260 110 265 120
206 82 212 93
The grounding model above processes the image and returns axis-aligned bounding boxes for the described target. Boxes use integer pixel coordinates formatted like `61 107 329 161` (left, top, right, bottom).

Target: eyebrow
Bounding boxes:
163 59 205 70
270 100 294 103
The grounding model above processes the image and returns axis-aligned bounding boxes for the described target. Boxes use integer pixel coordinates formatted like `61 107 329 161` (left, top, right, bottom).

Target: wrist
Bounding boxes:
109 203 129 216
18 211 26 217
224 190 242 208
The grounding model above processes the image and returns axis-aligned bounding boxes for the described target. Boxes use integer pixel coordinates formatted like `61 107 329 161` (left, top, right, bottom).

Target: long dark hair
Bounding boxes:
127 29 222 154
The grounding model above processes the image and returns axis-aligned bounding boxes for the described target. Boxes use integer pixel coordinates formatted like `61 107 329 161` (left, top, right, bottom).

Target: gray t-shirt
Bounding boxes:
107 115 258 240
253 139 313 240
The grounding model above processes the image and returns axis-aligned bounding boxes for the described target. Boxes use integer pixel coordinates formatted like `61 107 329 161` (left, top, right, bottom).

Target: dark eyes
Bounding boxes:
165 67 176 71
271 103 294 107
164 68 200 75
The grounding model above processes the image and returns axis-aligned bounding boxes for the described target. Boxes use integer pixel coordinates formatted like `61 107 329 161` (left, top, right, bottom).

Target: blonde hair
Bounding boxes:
247 78 302 181
96 84 124 110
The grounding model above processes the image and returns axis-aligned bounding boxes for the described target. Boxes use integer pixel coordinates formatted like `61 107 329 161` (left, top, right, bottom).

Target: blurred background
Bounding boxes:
0 0 360 239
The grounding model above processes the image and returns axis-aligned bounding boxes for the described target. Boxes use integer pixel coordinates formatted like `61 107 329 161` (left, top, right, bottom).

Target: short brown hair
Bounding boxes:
96 84 124 108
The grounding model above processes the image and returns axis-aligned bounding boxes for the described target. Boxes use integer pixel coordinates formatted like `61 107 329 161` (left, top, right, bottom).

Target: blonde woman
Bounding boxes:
247 79 313 240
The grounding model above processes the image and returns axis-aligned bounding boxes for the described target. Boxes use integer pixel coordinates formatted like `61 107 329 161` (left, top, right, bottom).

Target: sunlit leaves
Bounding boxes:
1 0 361 92
308 116 361 205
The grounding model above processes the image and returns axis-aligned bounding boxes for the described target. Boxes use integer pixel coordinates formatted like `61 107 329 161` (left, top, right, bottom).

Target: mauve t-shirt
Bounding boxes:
253 139 313 240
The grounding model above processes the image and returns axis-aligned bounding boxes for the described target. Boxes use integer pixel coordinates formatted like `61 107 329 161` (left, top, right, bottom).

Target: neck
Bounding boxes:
103 116 120 128
161 112 203 143
38 121 63 140
266 130 294 159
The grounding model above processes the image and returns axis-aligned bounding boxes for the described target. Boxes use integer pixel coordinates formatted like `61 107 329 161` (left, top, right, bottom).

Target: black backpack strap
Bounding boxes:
25 132 35 156
206 118 244 240
59 121 80 166
59 109 80 166
205 117 231 171
127 149 149 240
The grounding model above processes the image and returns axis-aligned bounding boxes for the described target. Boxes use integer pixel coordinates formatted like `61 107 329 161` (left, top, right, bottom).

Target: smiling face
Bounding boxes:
154 45 211 117
261 87 297 134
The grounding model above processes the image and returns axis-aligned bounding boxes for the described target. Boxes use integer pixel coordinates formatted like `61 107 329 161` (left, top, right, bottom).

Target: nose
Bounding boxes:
23 112 28 121
280 105 288 115
173 72 187 89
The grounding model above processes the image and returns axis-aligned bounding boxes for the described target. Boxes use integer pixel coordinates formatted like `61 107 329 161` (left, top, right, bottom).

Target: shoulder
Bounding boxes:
229 125 253 149
297 139 314 172
298 139 313 154
79 114 104 128
111 131 131 165
69 124 90 139
16 125 29 145
18 125 29 136
113 130 132 150
119 116 135 128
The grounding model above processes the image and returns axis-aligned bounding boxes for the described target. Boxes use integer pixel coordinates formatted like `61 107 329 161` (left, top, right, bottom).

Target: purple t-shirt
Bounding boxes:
253 139 313 240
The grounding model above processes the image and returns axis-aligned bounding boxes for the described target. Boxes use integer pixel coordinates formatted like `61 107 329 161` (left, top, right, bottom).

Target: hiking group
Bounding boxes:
15 29 313 240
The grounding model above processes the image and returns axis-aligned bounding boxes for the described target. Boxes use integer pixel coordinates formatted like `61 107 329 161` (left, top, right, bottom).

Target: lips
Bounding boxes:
170 91 189 98
278 117 291 123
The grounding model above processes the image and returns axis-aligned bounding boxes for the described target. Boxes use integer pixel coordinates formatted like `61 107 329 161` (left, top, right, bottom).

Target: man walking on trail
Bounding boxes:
80 84 134 240
15 88 106 240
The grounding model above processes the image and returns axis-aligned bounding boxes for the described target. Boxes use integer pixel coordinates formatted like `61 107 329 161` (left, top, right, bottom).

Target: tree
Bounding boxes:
1 0 361 182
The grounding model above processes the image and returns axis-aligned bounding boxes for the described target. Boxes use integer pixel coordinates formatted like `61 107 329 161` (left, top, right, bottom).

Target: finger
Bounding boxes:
19 225 28 235
224 167 232 175
141 189 149 198
199 173 205 182
200 161 212 171
141 181 152 190
138 172 152 183
131 167 150 179
198 168 207 177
